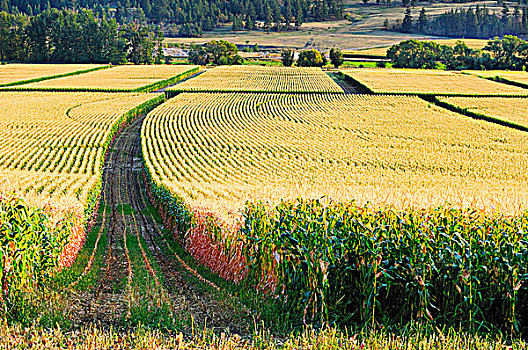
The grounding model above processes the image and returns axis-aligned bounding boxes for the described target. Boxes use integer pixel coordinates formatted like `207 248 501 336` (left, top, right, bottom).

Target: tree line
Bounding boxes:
388 36 528 70
0 8 163 63
359 0 493 6
280 47 344 67
392 4 528 38
188 40 345 67
0 0 343 37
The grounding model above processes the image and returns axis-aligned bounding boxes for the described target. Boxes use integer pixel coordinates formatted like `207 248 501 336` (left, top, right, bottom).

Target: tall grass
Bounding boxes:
0 321 526 349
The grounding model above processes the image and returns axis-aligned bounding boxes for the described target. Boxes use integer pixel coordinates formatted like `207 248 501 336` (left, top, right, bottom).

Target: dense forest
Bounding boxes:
0 9 162 63
0 0 344 37
393 4 528 38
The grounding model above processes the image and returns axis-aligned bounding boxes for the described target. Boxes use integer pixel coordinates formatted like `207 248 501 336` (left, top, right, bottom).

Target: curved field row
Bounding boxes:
143 92 528 220
0 92 158 176
5 65 199 92
341 68 528 96
0 91 163 267
0 170 95 209
167 66 343 94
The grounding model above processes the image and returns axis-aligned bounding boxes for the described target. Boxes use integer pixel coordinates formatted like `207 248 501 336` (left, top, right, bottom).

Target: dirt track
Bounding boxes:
68 118 250 334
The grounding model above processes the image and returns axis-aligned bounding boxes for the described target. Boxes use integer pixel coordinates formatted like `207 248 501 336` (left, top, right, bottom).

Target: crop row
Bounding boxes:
241 199 528 335
167 66 344 94
142 92 528 218
0 92 159 176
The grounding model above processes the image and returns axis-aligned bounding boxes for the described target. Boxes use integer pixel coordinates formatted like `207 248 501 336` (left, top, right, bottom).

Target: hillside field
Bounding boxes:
343 39 490 58
143 92 528 219
168 0 505 52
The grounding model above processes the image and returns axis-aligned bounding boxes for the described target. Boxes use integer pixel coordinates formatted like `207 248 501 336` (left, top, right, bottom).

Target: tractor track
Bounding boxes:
125 120 250 334
68 118 250 334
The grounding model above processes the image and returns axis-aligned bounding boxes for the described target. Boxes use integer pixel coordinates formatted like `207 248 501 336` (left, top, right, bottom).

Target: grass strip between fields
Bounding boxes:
432 97 528 132
339 71 528 98
487 76 528 90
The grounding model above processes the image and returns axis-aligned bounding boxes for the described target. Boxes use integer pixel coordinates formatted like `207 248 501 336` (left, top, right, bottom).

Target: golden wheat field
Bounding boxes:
12 65 199 91
0 63 106 86
0 91 159 211
142 92 528 222
438 96 528 128
168 65 343 93
341 68 528 95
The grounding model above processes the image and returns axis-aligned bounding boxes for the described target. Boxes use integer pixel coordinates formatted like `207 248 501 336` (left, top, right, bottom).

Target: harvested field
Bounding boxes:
344 39 489 58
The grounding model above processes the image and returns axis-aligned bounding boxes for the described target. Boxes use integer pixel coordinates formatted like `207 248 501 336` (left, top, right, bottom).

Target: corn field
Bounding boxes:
438 96 528 129
341 68 528 96
167 66 344 94
142 92 528 220
0 92 158 177
465 70 528 89
3 65 199 93
0 194 74 321
241 200 528 336
0 91 164 317
2 63 528 342
142 90 528 335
